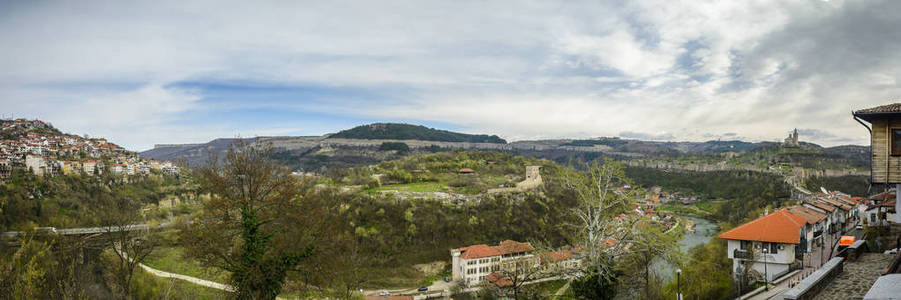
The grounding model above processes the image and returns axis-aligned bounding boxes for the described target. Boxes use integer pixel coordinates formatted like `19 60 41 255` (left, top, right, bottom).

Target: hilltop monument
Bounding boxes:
784 128 800 147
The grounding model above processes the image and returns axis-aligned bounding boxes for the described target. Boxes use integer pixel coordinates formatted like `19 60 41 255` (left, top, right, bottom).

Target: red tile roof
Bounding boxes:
458 240 534 259
459 244 502 259
718 209 806 244
817 197 852 210
786 205 827 224
546 249 573 261
855 103 901 114
486 272 513 287
495 240 535 255
457 168 475 173
805 201 836 212
871 190 896 202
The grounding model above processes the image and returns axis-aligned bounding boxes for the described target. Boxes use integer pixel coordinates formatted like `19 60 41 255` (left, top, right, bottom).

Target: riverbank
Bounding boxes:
653 216 719 282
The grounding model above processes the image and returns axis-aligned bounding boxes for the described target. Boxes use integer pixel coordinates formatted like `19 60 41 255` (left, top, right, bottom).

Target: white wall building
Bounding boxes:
719 209 806 282
450 240 536 286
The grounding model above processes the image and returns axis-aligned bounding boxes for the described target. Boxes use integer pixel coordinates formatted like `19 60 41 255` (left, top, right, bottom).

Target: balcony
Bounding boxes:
734 249 752 259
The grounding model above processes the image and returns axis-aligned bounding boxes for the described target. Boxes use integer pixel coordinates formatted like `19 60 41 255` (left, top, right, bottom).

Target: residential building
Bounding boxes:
719 209 807 282
450 240 536 286
0 158 10 178
853 103 901 223
786 205 828 252
25 154 46 176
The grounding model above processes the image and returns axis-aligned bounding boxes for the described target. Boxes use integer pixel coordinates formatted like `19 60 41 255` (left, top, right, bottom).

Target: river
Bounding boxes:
653 216 719 282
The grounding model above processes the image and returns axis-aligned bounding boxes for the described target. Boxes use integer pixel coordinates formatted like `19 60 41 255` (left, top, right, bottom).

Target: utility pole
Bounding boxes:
763 247 769 291
676 268 682 300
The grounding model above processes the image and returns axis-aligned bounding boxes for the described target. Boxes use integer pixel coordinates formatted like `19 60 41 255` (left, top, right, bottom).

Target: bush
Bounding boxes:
379 142 410 152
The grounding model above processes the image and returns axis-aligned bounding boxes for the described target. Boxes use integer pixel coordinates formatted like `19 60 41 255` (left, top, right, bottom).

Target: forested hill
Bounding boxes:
329 123 507 143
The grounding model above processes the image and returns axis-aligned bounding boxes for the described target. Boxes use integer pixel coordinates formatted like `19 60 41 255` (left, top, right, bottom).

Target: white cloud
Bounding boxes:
0 0 898 149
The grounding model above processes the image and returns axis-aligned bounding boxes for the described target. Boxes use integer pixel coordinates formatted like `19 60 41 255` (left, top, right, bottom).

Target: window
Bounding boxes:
893 129 901 156
740 240 749 250
769 243 779 254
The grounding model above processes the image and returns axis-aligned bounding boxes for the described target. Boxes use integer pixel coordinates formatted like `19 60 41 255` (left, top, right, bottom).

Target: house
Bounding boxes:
863 189 896 227
786 205 828 252
802 201 838 232
853 103 901 223
457 168 475 174
25 154 46 175
450 240 536 286
719 209 807 282
814 196 852 231
83 160 102 175
0 158 10 178
542 248 582 272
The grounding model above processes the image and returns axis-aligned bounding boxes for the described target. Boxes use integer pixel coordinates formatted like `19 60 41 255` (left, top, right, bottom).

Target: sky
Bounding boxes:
2 0 900 151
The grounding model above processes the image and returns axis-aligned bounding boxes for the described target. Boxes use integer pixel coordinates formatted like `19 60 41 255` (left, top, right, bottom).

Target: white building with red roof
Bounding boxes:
450 240 536 286
719 209 807 282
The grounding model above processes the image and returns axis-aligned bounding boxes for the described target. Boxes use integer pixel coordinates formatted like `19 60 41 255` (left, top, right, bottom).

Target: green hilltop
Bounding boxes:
328 123 507 143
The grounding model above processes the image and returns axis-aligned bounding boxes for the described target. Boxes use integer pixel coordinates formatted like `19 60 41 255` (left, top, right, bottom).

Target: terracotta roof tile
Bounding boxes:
787 205 827 224
486 272 513 287
494 240 534 255
855 103 901 114
546 249 573 261
817 197 852 210
458 240 534 259
718 209 806 244
805 201 836 212
871 190 896 202
459 244 502 259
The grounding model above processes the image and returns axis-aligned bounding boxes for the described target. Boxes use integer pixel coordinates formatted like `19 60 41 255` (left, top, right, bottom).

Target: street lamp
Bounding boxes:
762 247 769 291
676 268 682 300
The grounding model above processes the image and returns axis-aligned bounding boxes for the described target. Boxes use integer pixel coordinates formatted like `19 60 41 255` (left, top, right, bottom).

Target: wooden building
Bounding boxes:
853 103 901 222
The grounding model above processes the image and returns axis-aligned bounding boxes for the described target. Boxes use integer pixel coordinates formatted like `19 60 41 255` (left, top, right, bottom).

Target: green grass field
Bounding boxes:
369 181 450 193
144 246 231 284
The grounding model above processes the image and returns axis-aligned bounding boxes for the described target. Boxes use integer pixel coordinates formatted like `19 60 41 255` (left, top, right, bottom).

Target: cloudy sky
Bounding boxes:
2 0 899 151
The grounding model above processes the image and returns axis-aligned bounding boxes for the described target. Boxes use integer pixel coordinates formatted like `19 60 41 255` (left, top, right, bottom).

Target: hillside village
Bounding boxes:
0 118 179 179
707 104 901 300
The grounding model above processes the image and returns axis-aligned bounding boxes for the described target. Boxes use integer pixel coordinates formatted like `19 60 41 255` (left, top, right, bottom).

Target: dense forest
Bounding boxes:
0 169 189 231
804 175 871 196
329 123 507 143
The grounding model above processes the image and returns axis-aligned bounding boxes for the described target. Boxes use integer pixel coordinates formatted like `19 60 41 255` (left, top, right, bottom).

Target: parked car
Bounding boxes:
378 290 389 296
443 277 451 282
417 287 428 292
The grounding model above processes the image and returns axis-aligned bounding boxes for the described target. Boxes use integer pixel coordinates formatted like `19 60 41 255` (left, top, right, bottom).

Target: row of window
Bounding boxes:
738 240 782 254
466 257 500 265
466 266 498 274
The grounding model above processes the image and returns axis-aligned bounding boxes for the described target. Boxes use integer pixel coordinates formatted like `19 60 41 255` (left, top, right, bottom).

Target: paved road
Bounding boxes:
3 222 173 238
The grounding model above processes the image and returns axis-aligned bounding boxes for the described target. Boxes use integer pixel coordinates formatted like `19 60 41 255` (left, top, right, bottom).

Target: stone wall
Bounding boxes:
782 257 845 300
488 166 542 194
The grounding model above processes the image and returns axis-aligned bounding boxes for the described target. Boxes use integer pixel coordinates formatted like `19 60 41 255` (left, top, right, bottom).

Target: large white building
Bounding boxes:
450 240 536 286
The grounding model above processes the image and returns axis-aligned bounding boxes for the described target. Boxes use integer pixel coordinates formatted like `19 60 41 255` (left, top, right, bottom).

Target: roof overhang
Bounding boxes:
853 111 901 122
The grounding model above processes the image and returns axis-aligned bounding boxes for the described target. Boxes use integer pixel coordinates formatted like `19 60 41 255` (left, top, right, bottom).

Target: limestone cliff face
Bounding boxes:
623 160 867 178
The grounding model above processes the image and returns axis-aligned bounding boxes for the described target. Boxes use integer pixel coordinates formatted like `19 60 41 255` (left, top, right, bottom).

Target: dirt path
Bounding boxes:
139 263 235 292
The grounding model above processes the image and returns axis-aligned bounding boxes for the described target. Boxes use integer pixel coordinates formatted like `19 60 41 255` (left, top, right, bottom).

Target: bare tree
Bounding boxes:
556 158 640 278
98 197 157 298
